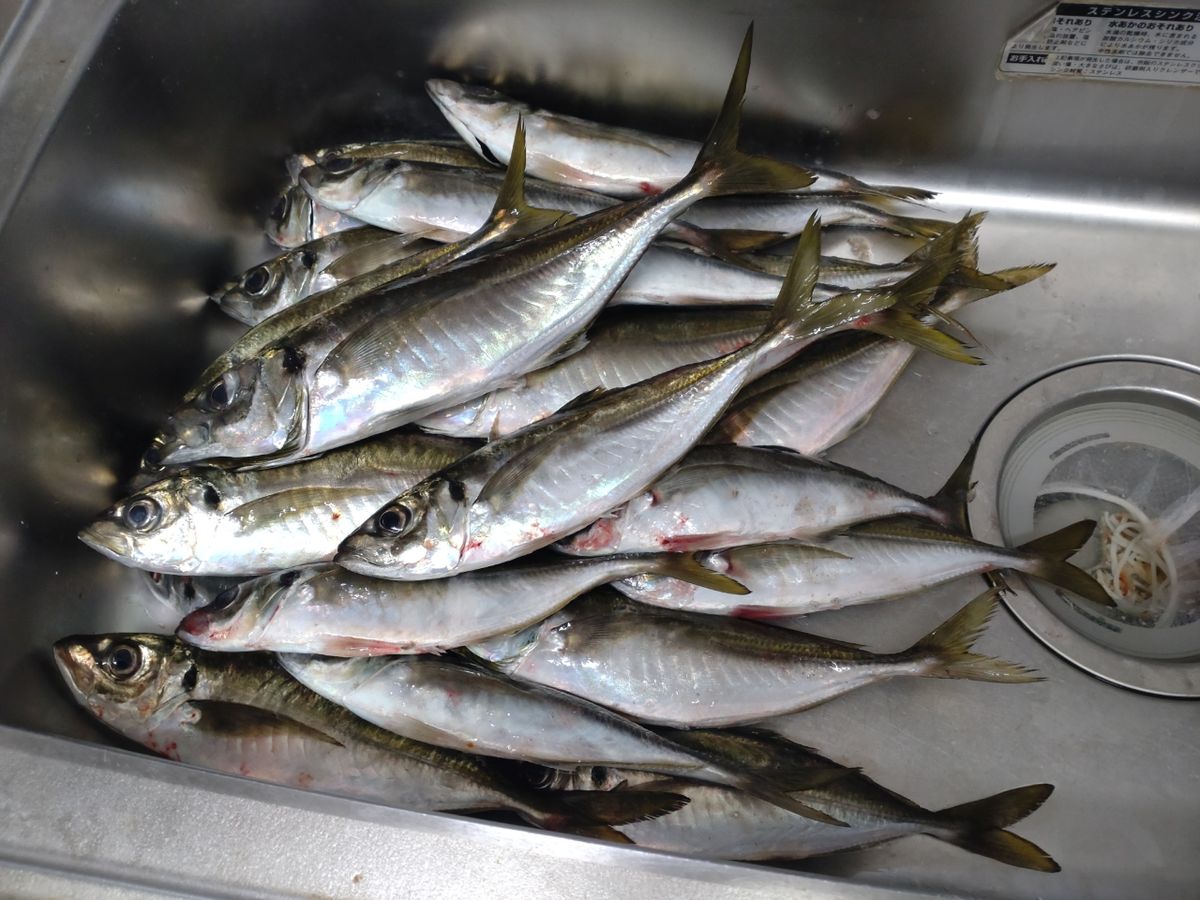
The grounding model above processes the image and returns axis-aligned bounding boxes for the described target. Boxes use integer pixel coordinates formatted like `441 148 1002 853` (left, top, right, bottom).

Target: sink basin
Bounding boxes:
0 1 1196 897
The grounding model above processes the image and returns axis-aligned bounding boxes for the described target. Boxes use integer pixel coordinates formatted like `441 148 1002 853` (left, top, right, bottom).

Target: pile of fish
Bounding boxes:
60 27 1114 874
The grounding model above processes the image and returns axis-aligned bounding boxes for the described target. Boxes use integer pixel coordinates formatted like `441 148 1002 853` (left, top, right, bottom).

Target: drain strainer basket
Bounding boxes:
969 357 1200 697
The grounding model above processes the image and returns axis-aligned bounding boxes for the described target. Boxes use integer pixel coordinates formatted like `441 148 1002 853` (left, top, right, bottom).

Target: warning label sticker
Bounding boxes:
1000 3 1200 85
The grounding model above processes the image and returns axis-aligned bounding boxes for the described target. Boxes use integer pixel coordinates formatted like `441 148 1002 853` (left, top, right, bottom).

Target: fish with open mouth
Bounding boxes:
53 633 689 838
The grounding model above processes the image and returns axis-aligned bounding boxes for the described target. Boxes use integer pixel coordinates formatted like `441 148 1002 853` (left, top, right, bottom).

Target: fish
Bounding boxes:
557 442 972 556
53 633 689 836
425 78 935 205
546 730 1059 871
416 306 771 440
469 588 1040 727
336 215 973 580
175 552 745 656
297 138 493 174
710 262 1054 455
213 227 429 326
264 183 366 248
145 121 575 470
82 431 475 576
279 654 847 823
150 28 817 468
302 155 941 246
616 519 1114 618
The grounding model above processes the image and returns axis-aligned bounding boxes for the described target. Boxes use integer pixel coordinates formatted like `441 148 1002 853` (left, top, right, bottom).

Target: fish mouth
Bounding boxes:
52 640 95 698
424 82 488 159
78 522 129 561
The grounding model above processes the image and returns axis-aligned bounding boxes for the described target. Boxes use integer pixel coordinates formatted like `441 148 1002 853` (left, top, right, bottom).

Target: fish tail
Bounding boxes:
645 552 750 595
1016 520 1115 607
910 588 1043 683
948 262 1056 293
878 213 953 239
691 227 792 259
689 25 816 198
934 784 1060 873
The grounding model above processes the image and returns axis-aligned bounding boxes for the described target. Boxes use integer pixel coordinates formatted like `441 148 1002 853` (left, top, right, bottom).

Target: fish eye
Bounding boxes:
206 373 237 410
104 642 142 679
210 585 240 611
141 445 163 470
321 156 355 174
377 505 412 535
299 249 318 269
242 265 271 295
202 484 221 509
123 497 163 532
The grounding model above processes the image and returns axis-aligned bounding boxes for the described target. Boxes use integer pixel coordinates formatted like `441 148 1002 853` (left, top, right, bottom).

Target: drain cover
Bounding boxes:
970 357 1200 697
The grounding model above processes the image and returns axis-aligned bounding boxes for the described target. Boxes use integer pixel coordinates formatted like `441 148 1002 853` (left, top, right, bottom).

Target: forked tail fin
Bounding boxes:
934 783 1060 873
909 588 1043 683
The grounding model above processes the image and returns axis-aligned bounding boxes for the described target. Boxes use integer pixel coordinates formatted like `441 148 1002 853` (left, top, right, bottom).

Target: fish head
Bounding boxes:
212 248 313 324
153 350 307 466
78 472 227 574
175 572 292 651
300 157 410 214
336 476 470 578
424 79 519 158
276 653 374 702
264 184 312 248
53 633 194 736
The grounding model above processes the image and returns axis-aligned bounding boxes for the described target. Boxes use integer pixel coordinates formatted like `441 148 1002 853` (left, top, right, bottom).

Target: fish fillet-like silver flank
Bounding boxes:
151 28 817 468
426 77 936 205
470 588 1040 727
337 214 976 580
558 442 971 556
418 306 771 440
176 552 745 656
711 261 1055 455
547 730 1059 872
147 123 575 469
53 633 689 836
616 519 1114 618
264 182 366 248
213 227 428 326
279 654 846 823
81 432 474 576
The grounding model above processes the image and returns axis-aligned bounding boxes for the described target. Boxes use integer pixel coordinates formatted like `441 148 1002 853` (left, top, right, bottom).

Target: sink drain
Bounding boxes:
969 357 1200 697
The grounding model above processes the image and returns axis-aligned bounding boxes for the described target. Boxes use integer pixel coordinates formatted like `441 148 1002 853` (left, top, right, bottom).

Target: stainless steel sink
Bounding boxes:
0 1 1196 896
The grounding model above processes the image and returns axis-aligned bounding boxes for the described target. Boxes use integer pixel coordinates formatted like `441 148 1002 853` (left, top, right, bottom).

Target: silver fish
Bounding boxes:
616 520 1113 618
175 552 744 655
279 654 845 823
470 588 1039 727
557 443 966 556
710 262 1054 454
298 138 492 173
213 227 428 326
53 633 688 834
549 732 1059 871
264 183 366 248
417 306 770 440
82 432 474 576
337 216 970 580
425 78 935 205
152 29 816 468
